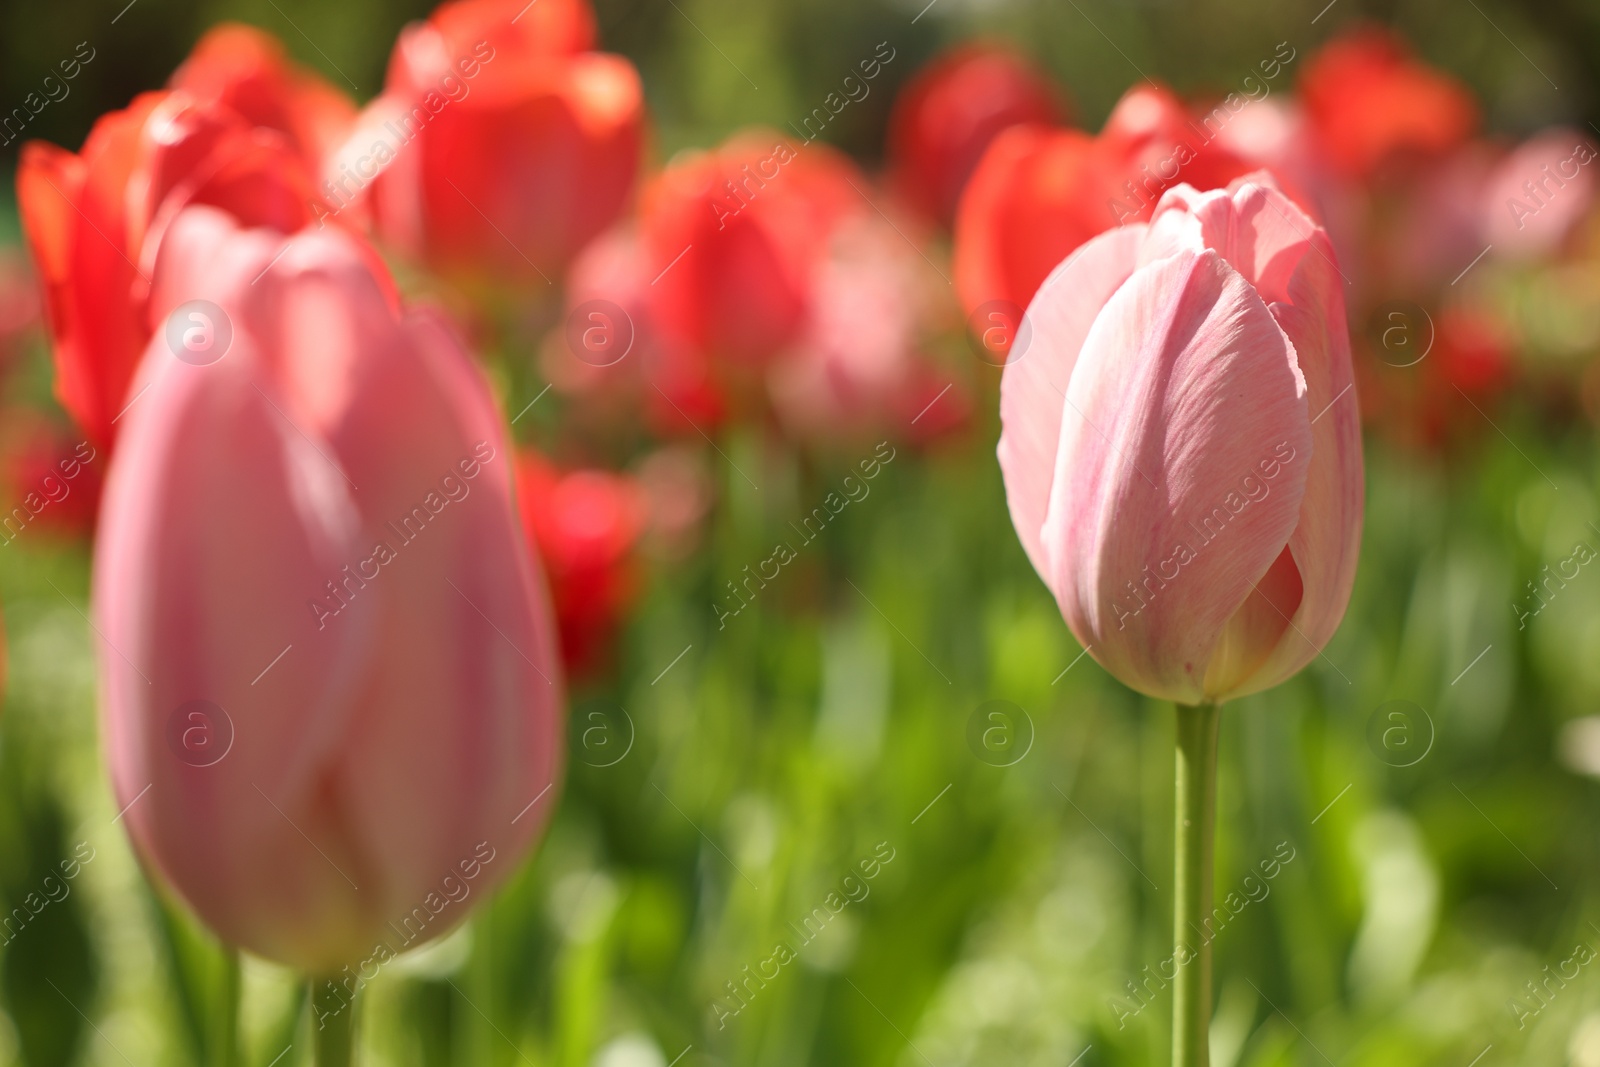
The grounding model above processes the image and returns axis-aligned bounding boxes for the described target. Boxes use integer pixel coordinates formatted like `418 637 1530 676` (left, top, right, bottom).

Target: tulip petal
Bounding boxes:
96 328 379 967
15 144 82 290
1201 542 1304 696
17 128 148 451
235 222 562 966
1235 230 1363 697
885 43 1067 224
1141 174 1318 305
998 223 1146 578
1041 249 1312 704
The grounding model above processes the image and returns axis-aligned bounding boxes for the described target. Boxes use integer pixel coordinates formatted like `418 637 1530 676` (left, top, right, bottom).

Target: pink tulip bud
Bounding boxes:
999 173 1362 704
95 206 563 972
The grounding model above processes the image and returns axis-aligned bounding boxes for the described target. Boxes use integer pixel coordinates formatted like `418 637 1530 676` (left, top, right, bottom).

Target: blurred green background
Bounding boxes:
3 0 1600 1065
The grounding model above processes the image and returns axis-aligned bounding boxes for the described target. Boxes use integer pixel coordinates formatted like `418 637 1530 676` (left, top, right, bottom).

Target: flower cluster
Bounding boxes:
0 0 1588 1025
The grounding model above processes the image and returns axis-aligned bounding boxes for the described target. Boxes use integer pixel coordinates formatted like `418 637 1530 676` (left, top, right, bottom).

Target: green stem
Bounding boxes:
311 976 355 1067
216 948 240 1067
1173 701 1221 1067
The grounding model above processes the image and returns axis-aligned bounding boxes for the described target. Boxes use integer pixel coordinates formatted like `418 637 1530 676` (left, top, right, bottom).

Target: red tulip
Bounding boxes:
886 43 1067 225
170 22 357 171
1300 27 1477 181
1095 84 1256 211
954 123 1101 321
540 223 730 439
641 131 863 371
998 175 1362 703
639 132 958 441
1363 304 1516 449
17 90 328 452
954 84 1257 322
515 451 645 677
367 0 644 282
96 206 562 972
1432 305 1514 399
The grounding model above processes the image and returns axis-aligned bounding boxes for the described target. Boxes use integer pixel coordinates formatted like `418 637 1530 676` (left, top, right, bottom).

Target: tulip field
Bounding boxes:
3 0 1600 1064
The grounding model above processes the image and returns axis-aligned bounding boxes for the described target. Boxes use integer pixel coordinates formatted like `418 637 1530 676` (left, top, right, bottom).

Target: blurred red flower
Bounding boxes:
953 123 1100 320
516 450 647 678
1300 27 1477 181
1427 304 1514 418
541 222 728 438
367 0 644 283
1095 84 1259 205
895 372 973 449
641 132 862 371
629 130 958 445
1 422 101 543
16 29 347 452
1359 303 1515 448
953 83 1257 321
766 210 958 447
170 23 357 169
887 43 1067 226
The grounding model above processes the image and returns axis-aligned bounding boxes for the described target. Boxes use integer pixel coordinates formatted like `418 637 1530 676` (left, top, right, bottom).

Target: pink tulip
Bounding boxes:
1483 129 1597 260
766 213 946 445
95 206 563 973
999 173 1362 704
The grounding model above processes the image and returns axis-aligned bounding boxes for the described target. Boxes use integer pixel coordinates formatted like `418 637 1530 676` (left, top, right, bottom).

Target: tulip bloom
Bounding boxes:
955 84 1256 320
1359 303 1515 450
766 214 953 444
1299 28 1477 180
96 207 562 973
170 23 358 171
1000 173 1362 1067
516 451 646 677
641 131 863 369
17 92 328 452
639 132 949 440
998 174 1362 704
954 123 1102 321
367 0 644 281
886 43 1066 226
1484 130 1598 259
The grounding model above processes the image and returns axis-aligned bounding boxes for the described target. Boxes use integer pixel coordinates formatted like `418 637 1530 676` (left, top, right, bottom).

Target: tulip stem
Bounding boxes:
311 977 355 1067
217 948 240 1067
1174 701 1220 1067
